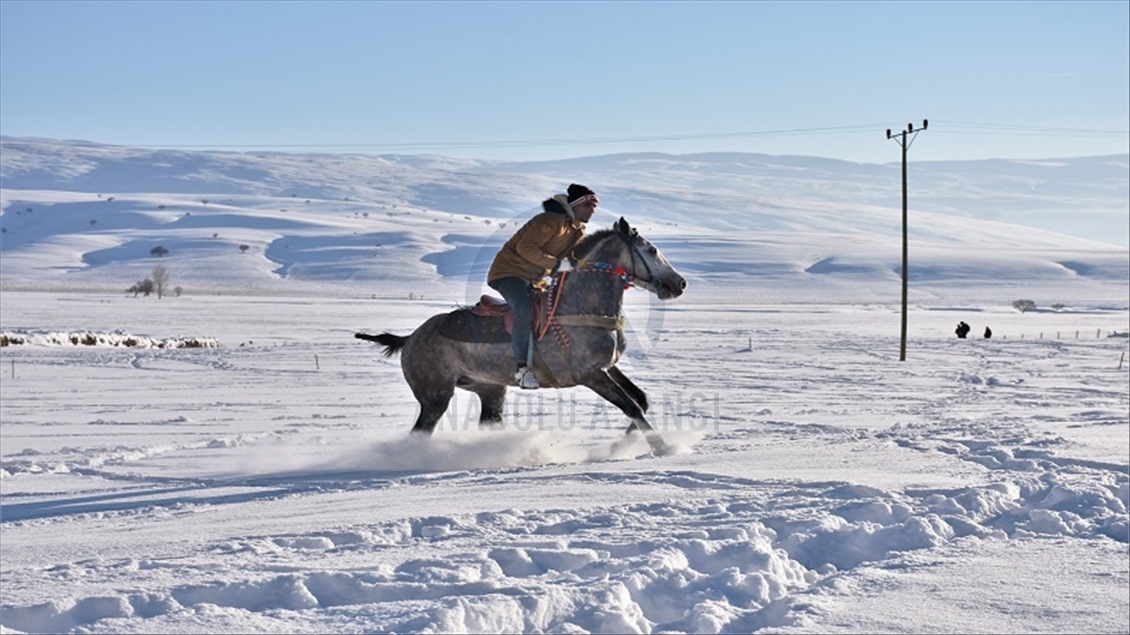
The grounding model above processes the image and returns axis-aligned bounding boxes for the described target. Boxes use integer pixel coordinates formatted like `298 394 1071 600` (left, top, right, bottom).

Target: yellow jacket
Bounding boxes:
488 196 586 286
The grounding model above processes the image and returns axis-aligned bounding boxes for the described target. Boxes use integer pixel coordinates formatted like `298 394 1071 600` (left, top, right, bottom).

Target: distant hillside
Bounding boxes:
0 137 1126 305
4 137 1127 243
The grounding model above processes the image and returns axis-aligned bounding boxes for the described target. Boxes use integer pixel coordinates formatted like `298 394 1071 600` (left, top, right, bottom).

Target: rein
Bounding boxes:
538 271 568 341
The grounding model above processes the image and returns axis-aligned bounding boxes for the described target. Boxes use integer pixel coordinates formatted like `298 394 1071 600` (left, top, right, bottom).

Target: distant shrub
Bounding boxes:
239 244 250 253
1012 299 1037 313
1051 303 1065 311
0 333 29 346
129 278 154 297
3 331 219 348
70 333 98 346
150 245 169 258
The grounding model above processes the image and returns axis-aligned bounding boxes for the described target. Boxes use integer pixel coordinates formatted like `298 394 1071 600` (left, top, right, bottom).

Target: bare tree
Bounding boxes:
1012 299 1037 313
150 245 169 258
152 264 170 299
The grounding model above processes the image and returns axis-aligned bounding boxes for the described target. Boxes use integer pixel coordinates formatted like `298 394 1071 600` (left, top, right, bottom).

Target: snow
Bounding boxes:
1 138 1128 634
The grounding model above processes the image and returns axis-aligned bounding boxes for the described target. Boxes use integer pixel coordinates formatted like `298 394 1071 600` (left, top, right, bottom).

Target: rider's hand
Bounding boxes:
555 259 574 273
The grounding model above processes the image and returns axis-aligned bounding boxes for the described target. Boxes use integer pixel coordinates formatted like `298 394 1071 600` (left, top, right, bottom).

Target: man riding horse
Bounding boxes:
357 192 687 454
487 184 599 389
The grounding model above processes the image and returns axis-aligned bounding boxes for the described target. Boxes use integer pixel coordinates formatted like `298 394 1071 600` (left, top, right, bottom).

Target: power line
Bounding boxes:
931 120 1127 137
111 123 908 151
24 119 1124 153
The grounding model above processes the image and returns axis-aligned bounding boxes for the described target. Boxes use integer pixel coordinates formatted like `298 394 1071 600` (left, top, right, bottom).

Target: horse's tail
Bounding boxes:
355 332 408 357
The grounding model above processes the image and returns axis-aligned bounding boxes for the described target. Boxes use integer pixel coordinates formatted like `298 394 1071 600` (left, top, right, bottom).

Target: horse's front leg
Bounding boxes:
472 383 507 430
608 365 648 413
580 369 667 454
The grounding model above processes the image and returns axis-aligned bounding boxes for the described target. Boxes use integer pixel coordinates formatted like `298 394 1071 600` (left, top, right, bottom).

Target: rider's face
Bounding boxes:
573 200 597 223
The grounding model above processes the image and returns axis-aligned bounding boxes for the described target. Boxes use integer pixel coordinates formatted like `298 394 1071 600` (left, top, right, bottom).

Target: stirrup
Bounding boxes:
515 366 539 389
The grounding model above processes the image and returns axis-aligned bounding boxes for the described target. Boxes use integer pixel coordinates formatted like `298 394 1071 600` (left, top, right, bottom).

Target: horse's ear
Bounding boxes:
615 217 630 235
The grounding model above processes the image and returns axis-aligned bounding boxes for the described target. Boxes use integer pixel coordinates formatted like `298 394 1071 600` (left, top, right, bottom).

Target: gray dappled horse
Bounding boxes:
357 217 687 453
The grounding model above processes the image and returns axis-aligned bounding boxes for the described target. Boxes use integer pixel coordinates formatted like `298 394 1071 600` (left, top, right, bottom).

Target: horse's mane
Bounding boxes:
573 228 618 259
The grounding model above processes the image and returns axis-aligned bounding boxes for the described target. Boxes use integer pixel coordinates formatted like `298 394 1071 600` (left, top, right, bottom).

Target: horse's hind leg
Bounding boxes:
410 386 455 435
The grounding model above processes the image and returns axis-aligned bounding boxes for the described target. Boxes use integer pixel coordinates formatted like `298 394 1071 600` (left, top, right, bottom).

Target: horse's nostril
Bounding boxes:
679 279 687 290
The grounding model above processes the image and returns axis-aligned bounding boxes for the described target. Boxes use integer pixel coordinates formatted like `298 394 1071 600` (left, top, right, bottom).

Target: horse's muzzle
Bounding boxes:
657 275 687 300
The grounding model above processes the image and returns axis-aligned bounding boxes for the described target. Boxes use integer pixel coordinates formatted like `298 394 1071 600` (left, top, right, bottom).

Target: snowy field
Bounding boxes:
2 288 1127 634
1 139 1128 633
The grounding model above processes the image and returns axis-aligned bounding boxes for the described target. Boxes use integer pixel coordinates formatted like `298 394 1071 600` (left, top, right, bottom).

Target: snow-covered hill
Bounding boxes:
1 136 1127 306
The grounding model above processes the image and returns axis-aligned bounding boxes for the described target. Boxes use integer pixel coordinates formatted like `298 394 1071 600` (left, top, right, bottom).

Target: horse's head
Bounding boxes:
576 218 686 300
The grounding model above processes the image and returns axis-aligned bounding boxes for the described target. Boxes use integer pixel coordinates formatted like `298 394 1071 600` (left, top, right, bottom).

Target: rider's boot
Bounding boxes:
515 365 540 389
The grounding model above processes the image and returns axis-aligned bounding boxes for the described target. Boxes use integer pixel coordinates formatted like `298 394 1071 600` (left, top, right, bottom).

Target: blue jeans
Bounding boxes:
488 277 534 369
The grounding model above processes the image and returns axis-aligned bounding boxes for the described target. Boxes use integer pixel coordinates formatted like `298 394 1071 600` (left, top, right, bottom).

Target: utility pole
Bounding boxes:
887 120 928 361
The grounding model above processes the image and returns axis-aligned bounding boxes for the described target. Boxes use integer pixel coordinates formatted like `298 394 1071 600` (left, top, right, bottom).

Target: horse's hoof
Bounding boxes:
644 433 675 456
610 431 672 458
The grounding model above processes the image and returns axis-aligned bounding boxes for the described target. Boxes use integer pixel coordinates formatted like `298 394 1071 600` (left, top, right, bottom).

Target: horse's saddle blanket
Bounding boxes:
437 294 548 343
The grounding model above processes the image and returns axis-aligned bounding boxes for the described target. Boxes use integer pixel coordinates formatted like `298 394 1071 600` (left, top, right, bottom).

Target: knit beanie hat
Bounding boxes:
567 184 598 208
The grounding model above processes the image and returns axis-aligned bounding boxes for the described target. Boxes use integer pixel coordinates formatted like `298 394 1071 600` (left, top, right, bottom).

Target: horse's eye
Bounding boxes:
649 247 658 255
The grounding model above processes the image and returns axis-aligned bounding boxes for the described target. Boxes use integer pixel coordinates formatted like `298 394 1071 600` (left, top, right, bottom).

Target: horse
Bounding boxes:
356 217 687 454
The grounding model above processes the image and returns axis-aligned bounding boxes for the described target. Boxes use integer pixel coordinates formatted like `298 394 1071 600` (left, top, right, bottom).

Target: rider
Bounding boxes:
488 184 599 389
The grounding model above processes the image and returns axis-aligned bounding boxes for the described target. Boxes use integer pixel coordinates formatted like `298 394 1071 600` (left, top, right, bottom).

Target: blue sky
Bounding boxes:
1 0 1127 163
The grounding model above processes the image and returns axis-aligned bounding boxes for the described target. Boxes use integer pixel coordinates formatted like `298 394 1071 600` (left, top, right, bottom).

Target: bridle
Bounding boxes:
573 231 654 290
622 231 655 288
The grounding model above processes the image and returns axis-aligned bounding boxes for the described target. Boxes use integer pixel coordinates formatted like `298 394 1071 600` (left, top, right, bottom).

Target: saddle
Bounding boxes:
466 286 623 346
470 289 550 337
436 289 550 344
